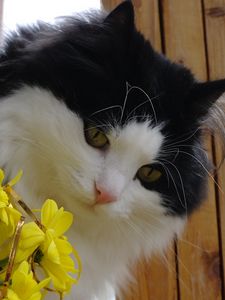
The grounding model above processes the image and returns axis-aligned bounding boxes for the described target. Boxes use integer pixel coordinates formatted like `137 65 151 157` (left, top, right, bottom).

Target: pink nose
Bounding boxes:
95 185 116 205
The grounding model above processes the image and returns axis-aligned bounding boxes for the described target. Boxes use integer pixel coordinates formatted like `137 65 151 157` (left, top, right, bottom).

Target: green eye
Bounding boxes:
85 127 109 149
136 165 162 183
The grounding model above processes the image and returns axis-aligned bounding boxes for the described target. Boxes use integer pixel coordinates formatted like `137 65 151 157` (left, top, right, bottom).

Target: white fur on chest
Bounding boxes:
0 86 185 300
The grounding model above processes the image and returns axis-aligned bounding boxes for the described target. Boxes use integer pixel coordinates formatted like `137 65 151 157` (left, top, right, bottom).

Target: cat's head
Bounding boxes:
1 1 225 251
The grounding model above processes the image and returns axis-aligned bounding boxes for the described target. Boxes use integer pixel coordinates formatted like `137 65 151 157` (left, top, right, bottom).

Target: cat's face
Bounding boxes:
83 119 164 216
1 1 225 252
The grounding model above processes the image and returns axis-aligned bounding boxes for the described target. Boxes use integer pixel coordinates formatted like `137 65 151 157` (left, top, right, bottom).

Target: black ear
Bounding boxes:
187 79 225 119
104 1 134 35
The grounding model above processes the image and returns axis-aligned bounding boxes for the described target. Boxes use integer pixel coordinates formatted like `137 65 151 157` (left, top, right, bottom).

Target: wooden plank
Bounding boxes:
133 0 162 51
203 0 225 297
102 1 178 299
162 0 207 79
162 0 222 299
177 141 222 300
119 250 177 300
214 141 225 297
124 1 178 299
101 0 121 12
101 0 161 50
204 0 225 79
146 251 178 300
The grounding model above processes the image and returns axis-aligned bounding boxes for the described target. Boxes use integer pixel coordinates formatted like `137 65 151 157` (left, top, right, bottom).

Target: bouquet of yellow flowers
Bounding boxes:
0 169 81 300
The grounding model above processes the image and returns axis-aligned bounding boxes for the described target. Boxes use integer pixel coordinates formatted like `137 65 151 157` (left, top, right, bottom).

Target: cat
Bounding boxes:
0 1 225 299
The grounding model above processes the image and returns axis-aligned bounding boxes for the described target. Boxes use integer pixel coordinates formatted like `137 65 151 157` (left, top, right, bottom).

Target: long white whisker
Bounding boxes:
166 150 224 195
160 158 188 218
90 105 123 116
125 94 161 124
120 82 158 124
165 128 200 147
158 158 187 214
120 81 131 123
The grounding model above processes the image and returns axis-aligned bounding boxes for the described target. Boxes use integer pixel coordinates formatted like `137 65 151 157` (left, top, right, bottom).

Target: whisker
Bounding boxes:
160 158 188 218
166 245 194 295
157 161 170 187
120 82 158 124
125 94 162 124
178 237 209 252
165 150 224 195
90 105 123 117
120 81 131 123
158 158 187 215
164 128 200 147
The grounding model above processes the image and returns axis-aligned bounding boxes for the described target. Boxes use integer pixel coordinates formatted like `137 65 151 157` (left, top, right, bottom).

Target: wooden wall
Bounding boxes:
101 1 225 299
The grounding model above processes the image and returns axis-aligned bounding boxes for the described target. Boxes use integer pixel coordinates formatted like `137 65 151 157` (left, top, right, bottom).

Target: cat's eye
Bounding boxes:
136 165 162 184
85 127 109 149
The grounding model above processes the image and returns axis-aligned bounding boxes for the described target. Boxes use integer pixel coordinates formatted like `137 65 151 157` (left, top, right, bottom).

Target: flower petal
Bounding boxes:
5 289 20 300
0 169 4 186
0 190 9 205
7 170 23 187
0 208 9 225
41 199 58 228
46 239 60 264
50 210 73 237
54 238 72 255
19 222 45 249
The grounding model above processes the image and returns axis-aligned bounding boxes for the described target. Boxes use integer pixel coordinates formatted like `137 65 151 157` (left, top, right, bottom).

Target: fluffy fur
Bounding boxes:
0 1 225 299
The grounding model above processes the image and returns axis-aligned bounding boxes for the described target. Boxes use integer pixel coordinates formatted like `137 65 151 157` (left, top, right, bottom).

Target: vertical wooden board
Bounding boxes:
126 1 177 299
214 137 225 296
102 0 161 51
204 0 225 79
203 0 225 296
162 0 207 80
119 251 177 300
177 148 222 300
177 137 222 300
134 0 162 51
162 0 222 299
102 1 178 299
101 0 121 11
146 251 178 300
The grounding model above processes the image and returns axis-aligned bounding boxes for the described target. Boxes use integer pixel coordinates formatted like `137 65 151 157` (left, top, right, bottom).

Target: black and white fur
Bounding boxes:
0 2 225 299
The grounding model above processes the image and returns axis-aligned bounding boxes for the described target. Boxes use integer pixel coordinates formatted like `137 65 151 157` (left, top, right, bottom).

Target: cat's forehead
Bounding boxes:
108 121 164 163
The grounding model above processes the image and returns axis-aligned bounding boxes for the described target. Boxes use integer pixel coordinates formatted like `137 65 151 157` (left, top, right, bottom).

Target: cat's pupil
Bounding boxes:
85 127 109 149
136 165 162 184
93 131 100 139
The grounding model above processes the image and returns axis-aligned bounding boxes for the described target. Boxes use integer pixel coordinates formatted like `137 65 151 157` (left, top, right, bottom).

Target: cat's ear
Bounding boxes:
187 79 225 119
104 1 135 35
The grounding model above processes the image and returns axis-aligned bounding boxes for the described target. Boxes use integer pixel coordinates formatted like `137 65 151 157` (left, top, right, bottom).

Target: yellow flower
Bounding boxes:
15 199 80 294
15 223 45 263
39 230 76 293
38 199 77 293
0 169 21 250
0 169 9 206
0 170 81 299
2 261 50 300
41 199 73 237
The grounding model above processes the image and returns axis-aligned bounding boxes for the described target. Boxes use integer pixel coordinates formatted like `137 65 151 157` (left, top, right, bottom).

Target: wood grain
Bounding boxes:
102 0 162 51
101 1 178 299
160 1 222 299
204 0 225 297
101 1 225 299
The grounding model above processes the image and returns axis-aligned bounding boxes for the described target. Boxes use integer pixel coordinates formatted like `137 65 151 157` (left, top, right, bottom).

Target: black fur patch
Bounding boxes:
0 0 224 215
